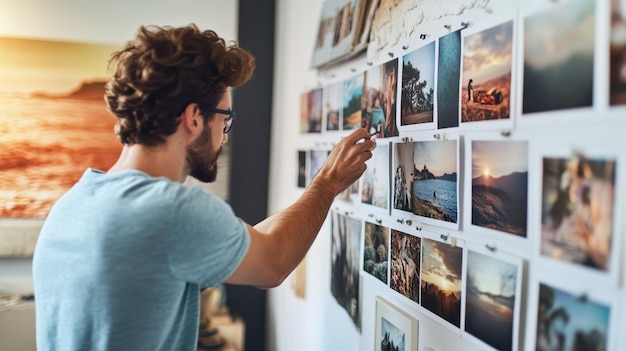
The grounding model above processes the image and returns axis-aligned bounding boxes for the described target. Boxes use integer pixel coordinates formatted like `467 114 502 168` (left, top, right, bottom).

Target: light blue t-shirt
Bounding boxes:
32 169 250 351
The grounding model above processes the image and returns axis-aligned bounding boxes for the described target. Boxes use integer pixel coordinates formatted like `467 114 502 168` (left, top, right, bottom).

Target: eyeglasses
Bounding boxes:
208 108 236 134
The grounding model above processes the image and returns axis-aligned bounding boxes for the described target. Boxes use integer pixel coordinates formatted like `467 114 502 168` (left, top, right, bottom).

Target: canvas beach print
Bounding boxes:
541 155 616 271
300 88 323 133
461 20 513 125
411 138 459 227
361 143 390 211
362 59 399 138
0 36 121 219
464 248 522 351
390 229 421 304
522 0 595 114
471 140 528 237
363 221 389 284
437 30 461 129
610 0 626 105
324 81 343 131
534 282 611 351
343 72 365 130
375 296 419 351
420 237 463 328
401 41 436 129
330 209 362 328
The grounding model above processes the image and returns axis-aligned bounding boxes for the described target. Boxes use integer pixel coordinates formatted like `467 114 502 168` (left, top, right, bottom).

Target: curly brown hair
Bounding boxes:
105 24 255 146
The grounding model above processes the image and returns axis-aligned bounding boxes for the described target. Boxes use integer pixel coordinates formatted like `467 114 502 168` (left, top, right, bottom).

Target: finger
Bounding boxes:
342 128 370 144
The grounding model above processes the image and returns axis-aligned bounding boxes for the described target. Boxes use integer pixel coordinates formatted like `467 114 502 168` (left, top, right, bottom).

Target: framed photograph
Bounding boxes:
374 296 419 351
460 19 515 130
390 228 421 304
362 58 399 138
0 35 121 256
521 0 595 116
361 142 390 215
323 81 343 131
399 40 437 131
525 268 620 351
343 72 365 130
437 30 462 129
610 0 626 106
392 133 460 230
330 209 362 329
363 220 390 284
462 242 523 351
420 234 464 329
465 135 529 239
300 88 323 133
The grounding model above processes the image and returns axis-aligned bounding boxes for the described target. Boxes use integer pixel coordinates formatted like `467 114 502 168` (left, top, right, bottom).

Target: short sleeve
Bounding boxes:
165 187 250 287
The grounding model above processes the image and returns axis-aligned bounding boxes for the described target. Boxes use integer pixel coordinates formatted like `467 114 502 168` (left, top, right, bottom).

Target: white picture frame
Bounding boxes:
374 296 419 351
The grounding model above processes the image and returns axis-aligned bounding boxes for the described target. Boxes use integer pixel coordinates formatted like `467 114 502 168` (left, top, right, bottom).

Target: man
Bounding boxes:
32 24 375 350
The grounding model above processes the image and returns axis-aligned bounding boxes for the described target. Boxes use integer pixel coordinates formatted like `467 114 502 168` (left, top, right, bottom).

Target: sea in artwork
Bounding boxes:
413 178 457 222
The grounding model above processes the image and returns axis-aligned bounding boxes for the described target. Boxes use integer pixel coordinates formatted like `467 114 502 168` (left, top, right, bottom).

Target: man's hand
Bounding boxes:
316 128 376 196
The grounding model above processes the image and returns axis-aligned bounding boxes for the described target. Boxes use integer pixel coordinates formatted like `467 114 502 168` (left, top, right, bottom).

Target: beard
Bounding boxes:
186 126 222 183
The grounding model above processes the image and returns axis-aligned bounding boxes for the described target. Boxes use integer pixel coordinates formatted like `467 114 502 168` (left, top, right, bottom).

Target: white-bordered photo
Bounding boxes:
437 29 462 129
398 38 438 132
459 18 516 130
374 296 419 351
610 0 626 107
362 58 399 138
363 219 390 285
420 230 465 331
343 71 365 130
391 131 461 231
533 139 623 286
388 223 422 305
360 141 390 218
461 241 524 351
307 149 330 187
462 131 530 251
524 267 621 351
323 80 344 132
300 87 323 134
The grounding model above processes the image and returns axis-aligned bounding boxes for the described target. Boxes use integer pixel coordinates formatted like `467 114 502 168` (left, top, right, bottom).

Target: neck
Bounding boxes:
108 142 188 182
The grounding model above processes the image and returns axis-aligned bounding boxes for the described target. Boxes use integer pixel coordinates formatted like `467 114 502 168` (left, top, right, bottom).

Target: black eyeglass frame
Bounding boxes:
208 108 236 133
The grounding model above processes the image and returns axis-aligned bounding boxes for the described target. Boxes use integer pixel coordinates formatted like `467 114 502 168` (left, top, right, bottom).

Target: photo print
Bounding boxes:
362 59 399 138
523 0 595 114
297 150 307 188
343 72 365 130
411 138 459 227
401 41 436 128
375 296 419 351
330 209 362 328
393 141 414 213
461 20 514 125
437 30 462 129
421 237 463 328
390 229 421 304
464 248 522 351
471 140 529 237
308 149 329 187
324 81 343 131
361 142 390 210
300 87 323 133
363 221 389 284
0 36 121 218
611 0 626 105
541 155 616 272
534 282 611 351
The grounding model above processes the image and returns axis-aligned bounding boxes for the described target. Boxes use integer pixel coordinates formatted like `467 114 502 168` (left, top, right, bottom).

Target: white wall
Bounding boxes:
268 0 626 350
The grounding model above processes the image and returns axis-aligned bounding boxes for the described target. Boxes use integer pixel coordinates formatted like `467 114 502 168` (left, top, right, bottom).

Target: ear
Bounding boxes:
180 103 203 141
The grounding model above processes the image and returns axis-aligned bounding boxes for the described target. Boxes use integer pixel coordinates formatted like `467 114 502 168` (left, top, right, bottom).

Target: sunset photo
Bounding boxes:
412 140 458 223
361 143 389 210
330 210 362 328
461 20 513 123
0 35 121 218
401 42 435 126
541 156 616 271
465 250 519 351
390 229 421 303
523 0 595 114
420 238 463 327
343 73 364 130
363 221 389 284
471 140 528 237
